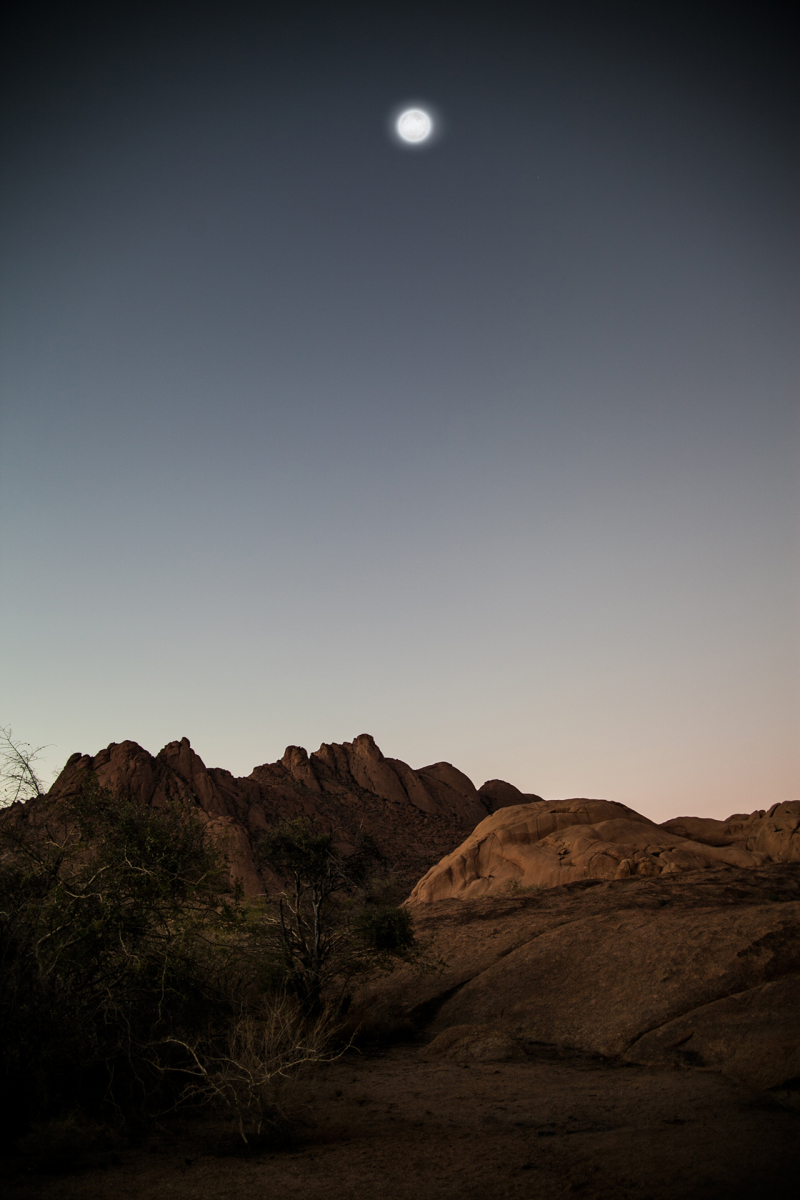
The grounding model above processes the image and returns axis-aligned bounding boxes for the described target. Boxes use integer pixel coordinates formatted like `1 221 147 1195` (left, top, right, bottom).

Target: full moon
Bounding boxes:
396 108 433 143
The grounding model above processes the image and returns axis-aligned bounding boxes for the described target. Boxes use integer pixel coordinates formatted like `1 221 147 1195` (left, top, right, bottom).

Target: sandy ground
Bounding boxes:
3 1042 798 1200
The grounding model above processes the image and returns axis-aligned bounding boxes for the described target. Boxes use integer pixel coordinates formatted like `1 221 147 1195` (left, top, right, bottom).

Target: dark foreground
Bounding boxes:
3 1042 798 1200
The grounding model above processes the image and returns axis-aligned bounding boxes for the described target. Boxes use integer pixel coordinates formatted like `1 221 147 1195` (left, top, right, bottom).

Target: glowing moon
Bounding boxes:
396 108 433 143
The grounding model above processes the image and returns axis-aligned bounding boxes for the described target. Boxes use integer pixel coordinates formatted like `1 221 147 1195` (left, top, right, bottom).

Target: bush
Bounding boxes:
356 904 415 954
163 998 335 1145
254 817 418 1014
0 780 419 1144
0 778 335 1140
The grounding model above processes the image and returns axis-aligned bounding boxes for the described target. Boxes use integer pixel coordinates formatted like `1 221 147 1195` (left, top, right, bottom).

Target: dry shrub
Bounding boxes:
162 996 342 1144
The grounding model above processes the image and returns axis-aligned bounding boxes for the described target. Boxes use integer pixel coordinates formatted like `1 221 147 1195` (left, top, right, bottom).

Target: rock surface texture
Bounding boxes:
408 797 800 901
363 863 800 1099
34 734 494 894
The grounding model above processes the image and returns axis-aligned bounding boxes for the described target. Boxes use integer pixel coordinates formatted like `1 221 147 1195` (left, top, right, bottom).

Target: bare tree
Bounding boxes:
0 726 49 808
255 818 416 1015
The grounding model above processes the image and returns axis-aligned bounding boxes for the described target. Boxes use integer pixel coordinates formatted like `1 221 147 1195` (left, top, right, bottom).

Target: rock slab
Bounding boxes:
363 864 800 1096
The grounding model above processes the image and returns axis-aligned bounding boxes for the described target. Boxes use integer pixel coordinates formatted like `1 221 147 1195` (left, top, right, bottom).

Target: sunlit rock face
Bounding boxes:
407 798 800 902
661 807 800 864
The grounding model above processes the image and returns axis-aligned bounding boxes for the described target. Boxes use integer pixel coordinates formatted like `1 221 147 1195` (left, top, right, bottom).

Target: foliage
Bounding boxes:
254 817 417 1014
0 771 420 1145
355 903 415 954
1 777 207 1121
0 776 335 1140
14 1113 105 1172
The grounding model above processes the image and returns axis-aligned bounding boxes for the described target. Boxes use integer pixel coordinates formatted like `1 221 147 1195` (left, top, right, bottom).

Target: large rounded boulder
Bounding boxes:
407 798 774 902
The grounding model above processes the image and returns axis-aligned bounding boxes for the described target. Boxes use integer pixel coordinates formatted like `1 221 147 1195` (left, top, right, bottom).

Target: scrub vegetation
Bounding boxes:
0 733 417 1154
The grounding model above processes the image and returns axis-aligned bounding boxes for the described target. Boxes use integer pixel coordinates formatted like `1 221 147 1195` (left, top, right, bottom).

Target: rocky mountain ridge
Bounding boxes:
12 733 798 900
36 733 507 893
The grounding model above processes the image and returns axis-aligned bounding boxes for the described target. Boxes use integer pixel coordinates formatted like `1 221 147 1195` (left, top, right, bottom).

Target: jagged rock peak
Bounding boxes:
40 732 507 896
281 744 309 766
341 732 383 755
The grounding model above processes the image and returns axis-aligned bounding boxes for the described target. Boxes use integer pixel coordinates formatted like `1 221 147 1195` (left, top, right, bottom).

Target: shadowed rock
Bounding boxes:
418 1024 526 1063
478 778 544 811
40 734 495 895
361 863 800 1097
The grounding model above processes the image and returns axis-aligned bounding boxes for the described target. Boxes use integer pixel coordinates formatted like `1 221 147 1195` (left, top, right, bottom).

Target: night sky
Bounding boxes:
1 1 797 820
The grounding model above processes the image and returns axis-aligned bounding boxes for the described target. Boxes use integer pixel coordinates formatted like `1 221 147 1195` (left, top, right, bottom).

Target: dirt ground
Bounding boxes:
3 1041 799 1200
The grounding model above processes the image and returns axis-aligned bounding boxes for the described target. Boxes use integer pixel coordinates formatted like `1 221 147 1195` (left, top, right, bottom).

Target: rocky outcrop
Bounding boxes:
35 740 800 902
52 737 261 820
624 973 800 1091
478 779 544 811
662 804 800 864
360 863 800 1097
412 761 488 826
41 733 495 895
407 798 796 902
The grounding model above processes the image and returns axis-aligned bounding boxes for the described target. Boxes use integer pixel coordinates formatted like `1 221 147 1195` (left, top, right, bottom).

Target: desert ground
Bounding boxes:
3 1038 798 1200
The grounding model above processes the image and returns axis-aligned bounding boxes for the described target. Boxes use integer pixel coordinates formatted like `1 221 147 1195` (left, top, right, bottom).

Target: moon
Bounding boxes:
396 108 433 143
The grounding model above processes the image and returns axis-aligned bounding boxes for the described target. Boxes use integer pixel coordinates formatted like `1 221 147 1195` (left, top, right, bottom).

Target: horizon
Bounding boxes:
11 725 790 827
1 2 798 827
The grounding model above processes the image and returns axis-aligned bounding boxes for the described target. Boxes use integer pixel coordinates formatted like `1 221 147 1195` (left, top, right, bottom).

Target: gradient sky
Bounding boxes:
1 1 797 823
